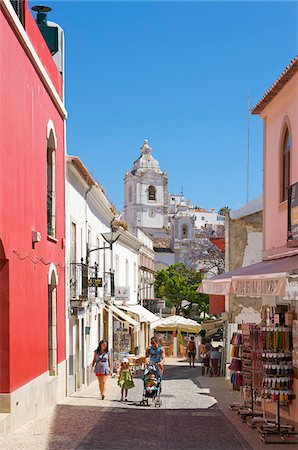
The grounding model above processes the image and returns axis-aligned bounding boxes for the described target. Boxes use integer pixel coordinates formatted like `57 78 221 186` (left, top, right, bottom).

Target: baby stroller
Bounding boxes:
140 364 162 407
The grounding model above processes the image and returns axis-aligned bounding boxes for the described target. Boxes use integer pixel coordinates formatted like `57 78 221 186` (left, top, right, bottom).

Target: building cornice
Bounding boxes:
67 160 115 222
1 0 67 119
117 229 142 252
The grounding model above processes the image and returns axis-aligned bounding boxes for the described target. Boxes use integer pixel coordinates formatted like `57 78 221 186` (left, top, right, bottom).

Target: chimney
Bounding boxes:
32 5 59 56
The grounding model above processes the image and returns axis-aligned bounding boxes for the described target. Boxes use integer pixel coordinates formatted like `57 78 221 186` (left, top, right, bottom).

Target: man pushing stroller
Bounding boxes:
140 337 165 406
146 337 166 376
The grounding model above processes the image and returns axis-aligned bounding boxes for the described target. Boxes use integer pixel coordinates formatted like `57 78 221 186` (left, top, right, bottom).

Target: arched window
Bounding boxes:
47 129 56 237
128 186 132 202
148 185 156 201
282 127 291 202
182 224 189 239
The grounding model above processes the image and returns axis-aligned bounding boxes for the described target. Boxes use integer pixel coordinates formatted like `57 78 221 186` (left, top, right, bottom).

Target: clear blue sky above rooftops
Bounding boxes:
30 0 298 212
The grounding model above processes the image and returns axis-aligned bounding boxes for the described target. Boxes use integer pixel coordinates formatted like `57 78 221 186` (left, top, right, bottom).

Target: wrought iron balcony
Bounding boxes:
70 261 100 302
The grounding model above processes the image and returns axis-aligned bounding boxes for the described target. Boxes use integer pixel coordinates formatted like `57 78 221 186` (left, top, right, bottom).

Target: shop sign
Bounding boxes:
115 286 130 300
288 182 298 241
231 277 286 297
88 277 102 287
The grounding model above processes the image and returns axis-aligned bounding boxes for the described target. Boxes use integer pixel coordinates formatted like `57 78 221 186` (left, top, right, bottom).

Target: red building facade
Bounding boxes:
0 0 66 432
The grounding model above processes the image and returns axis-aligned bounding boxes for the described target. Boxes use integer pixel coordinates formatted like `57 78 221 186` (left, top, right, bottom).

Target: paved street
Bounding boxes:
0 360 295 450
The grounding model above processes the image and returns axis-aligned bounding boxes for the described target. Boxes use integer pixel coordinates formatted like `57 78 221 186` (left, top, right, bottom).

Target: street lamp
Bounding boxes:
101 230 121 249
86 229 121 298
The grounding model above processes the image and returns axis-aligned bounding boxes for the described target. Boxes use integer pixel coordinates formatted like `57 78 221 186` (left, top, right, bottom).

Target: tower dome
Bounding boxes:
131 139 162 174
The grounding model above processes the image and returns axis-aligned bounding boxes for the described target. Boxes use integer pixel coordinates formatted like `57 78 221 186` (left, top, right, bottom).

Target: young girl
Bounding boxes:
118 357 134 401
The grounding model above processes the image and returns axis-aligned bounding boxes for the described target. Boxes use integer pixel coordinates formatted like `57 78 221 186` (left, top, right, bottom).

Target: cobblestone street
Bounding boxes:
2 359 296 450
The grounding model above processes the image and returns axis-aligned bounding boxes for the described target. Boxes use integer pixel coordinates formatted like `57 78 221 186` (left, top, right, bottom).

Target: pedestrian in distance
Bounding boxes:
202 351 210 376
91 340 112 399
210 347 221 377
118 357 134 402
187 336 196 368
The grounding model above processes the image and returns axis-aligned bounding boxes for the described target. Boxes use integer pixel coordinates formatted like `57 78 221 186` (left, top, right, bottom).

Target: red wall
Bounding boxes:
209 295 225 316
24 3 63 98
0 5 65 393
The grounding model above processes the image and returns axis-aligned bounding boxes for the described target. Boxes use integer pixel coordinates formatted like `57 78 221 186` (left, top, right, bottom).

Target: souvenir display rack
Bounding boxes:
258 306 298 444
229 331 242 388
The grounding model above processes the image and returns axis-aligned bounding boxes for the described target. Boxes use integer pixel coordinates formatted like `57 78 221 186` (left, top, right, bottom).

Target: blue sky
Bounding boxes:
31 1 298 211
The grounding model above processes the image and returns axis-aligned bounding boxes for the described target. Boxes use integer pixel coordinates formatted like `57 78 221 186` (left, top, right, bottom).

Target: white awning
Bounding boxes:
106 303 139 330
119 304 159 329
199 255 298 297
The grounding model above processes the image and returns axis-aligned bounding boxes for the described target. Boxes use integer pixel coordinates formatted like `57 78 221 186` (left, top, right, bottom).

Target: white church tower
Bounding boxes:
124 139 169 231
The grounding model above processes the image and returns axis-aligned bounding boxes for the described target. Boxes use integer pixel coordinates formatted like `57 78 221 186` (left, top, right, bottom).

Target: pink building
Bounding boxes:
252 56 298 425
201 56 298 430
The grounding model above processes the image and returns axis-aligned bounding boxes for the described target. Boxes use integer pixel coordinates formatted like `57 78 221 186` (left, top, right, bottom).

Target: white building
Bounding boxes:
124 139 169 231
193 208 225 236
124 139 225 270
66 156 147 392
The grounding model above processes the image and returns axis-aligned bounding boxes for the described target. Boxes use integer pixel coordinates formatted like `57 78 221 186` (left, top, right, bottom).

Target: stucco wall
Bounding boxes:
0 7 65 394
262 71 298 253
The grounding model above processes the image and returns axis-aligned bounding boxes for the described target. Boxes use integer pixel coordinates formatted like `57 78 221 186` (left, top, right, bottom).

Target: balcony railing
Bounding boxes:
70 261 88 300
70 261 100 300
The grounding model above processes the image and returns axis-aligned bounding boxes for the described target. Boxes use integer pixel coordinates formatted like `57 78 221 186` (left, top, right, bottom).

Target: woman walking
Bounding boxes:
92 340 111 399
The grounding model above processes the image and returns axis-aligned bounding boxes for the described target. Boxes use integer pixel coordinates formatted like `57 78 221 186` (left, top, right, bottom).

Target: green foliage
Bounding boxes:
154 263 208 314
218 206 231 215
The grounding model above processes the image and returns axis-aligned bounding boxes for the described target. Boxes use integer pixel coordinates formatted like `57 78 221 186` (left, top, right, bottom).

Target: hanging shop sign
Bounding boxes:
88 277 103 288
288 182 298 241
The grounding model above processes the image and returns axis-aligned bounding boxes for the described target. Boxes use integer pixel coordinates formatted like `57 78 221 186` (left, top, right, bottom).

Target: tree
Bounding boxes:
154 263 207 315
182 236 225 276
218 206 230 216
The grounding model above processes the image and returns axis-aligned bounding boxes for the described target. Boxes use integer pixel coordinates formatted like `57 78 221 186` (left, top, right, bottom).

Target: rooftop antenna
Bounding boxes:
246 96 251 204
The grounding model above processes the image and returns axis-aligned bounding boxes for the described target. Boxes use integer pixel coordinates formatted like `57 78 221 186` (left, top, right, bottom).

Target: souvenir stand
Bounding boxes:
257 305 298 444
229 325 263 423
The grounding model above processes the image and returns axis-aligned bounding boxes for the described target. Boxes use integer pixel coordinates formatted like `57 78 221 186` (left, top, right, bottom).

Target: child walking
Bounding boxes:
118 357 134 401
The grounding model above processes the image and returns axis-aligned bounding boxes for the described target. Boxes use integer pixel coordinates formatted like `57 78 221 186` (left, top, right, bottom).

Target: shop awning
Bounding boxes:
199 255 298 297
107 303 140 329
119 304 159 328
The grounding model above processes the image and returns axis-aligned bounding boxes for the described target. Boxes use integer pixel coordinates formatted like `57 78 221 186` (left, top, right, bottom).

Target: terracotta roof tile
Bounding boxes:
252 55 298 115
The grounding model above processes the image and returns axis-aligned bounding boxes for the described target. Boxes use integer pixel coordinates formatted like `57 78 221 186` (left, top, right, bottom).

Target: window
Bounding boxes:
115 255 120 285
47 130 56 237
282 127 291 202
182 224 189 239
134 262 137 291
125 259 129 286
70 222 76 263
96 236 100 267
201 217 205 221
128 186 132 202
10 1 24 26
148 185 156 201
